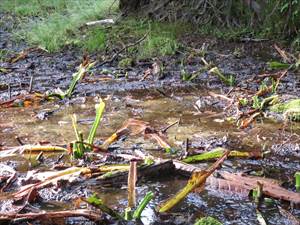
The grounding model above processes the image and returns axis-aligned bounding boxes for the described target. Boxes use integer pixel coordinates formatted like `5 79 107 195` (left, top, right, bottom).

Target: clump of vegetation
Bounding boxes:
2 0 117 52
1 0 68 17
138 35 178 59
0 49 10 62
270 99 300 121
209 67 235 86
86 191 154 221
137 22 185 59
194 217 222 225
118 57 134 68
72 100 105 159
1 1 186 58
82 29 106 53
120 1 300 46
113 20 185 59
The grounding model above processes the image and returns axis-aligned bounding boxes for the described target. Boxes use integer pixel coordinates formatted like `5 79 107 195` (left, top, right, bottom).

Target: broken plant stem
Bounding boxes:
209 67 235 86
253 181 263 203
23 145 67 153
65 61 95 98
87 100 105 146
71 114 80 141
161 120 179 133
256 209 267 225
158 150 230 212
239 112 261 129
12 167 90 200
128 161 137 208
86 194 123 220
182 147 262 163
133 191 154 219
124 207 132 221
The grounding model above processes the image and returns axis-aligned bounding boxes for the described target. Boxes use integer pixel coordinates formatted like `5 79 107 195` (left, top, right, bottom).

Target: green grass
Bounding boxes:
1 0 117 52
0 49 10 62
109 20 186 59
1 0 186 57
138 33 178 59
25 0 116 52
1 0 68 17
82 29 106 53
138 22 184 58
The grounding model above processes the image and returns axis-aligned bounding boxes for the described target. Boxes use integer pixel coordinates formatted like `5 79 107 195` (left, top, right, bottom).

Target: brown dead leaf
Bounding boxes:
101 119 171 150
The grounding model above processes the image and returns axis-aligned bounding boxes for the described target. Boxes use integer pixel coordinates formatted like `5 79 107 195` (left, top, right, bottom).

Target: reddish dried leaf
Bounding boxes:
101 119 171 150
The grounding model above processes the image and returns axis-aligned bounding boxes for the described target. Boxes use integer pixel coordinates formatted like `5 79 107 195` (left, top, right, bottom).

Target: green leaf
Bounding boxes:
87 193 103 205
267 61 290 70
194 216 222 225
295 172 300 192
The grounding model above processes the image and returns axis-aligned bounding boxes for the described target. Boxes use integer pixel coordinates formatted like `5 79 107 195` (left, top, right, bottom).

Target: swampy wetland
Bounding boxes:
0 1 300 224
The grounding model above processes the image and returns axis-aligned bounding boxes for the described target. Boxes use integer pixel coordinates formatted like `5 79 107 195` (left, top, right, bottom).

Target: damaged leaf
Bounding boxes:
182 147 262 163
158 150 230 212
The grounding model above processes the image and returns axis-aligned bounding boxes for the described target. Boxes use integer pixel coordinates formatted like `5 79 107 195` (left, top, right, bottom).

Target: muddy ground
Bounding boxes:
0 12 300 225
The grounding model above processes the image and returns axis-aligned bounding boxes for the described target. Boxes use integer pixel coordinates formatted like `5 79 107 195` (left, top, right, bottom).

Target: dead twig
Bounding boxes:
161 120 179 133
1 172 17 192
98 31 149 67
239 112 261 129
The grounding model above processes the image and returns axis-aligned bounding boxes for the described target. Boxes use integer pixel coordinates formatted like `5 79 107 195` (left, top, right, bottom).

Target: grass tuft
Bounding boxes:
1 0 68 17
2 0 117 52
1 1 186 57
137 22 185 58
138 35 178 59
82 29 106 53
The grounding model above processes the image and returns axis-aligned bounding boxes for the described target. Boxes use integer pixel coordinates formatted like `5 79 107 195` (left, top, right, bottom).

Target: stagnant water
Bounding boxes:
0 89 299 225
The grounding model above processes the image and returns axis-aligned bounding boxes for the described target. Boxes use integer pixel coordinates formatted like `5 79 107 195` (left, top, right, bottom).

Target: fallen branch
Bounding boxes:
0 209 101 221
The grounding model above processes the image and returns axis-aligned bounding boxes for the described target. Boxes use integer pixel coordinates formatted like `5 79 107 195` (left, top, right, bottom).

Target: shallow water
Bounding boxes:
0 89 300 224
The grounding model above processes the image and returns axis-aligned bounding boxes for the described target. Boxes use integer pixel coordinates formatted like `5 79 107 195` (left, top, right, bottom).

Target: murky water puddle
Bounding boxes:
0 89 299 225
